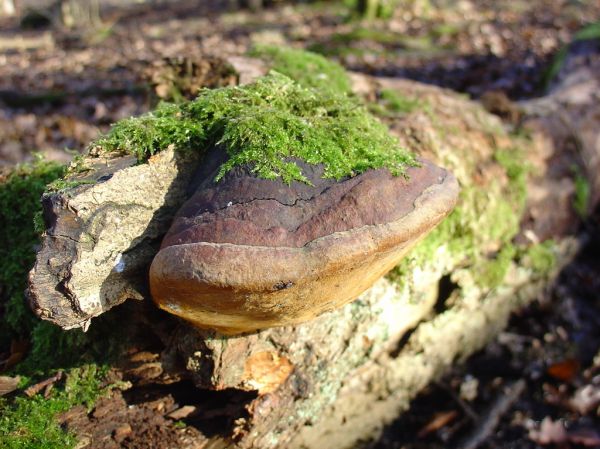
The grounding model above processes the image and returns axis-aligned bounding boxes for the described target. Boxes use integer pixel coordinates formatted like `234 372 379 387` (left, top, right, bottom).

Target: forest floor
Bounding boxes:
1 1 600 448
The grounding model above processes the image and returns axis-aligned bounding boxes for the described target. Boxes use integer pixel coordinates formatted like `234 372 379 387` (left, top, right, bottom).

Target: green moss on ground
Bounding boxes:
0 158 128 373
95 72 416 184
0 159 135 449
0 158 65 340
250 45 352 94
0 365 109 449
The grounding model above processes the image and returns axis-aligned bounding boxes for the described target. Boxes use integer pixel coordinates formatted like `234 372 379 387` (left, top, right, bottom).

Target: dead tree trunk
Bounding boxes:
27 55 600 448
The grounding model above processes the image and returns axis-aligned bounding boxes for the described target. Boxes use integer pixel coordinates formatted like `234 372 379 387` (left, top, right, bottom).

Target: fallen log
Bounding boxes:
26 51 600 449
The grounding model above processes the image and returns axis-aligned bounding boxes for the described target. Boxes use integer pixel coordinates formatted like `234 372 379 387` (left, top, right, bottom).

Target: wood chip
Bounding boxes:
168 405 197 420
24 371 63 397
0 375 20 396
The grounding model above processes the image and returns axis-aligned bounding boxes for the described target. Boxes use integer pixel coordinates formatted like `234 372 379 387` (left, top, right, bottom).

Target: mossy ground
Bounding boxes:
0 365 111 449
0 158 65 339
95 71 416 184
0 159 125 449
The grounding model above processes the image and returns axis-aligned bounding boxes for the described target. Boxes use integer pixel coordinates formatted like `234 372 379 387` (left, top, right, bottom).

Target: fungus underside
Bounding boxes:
94 72 417 185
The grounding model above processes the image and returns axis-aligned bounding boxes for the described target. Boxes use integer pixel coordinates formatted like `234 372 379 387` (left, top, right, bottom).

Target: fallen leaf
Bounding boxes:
417 410 459 438
167 405 197 420
24 371 63 397
547 359 580 382
529 417 567 445
569 384 600 415
568 428 600 446
1 339 29 371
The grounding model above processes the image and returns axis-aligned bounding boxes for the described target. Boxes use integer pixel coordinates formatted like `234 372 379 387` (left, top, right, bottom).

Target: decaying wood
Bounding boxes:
28 149 202 329
26 54 600 448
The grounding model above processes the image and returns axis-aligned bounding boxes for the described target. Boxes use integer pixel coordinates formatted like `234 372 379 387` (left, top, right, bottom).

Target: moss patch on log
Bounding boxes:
369 89 427 117
373 80 549 291
94 72 416 184
249 45 352 94
390 146 528 288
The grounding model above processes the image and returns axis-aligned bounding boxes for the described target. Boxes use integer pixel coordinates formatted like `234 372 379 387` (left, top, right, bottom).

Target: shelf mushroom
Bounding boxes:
150 152 459 335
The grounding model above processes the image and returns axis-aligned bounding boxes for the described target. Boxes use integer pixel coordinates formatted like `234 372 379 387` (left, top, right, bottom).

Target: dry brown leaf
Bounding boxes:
569 384 600 415
547 359 580 382
529 417 567 445
417 410 459 438
24 371 63 397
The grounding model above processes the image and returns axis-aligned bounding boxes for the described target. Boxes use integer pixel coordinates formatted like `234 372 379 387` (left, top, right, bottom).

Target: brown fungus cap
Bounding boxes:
150 151 459 335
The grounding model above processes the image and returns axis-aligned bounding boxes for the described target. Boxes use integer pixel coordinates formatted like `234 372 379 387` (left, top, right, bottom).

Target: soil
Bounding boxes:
1 1 600 448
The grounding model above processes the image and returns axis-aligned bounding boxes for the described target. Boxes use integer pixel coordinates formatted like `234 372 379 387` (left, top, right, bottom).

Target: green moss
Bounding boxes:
93 101 205 162
573 171 590 218
520 240 557 276
0 158 65 341
95 72 416 185
475 244 517 289
494 148 528 213
333 27 400 45
0 365 108 449
370 89 425 117
46 179 96 193
16 317 126 375
335 28 436 51
1 158 127 375
390 144 529 289
249 45 352 95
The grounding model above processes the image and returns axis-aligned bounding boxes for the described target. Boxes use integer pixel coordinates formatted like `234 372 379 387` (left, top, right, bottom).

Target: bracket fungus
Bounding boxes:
150 151 459 334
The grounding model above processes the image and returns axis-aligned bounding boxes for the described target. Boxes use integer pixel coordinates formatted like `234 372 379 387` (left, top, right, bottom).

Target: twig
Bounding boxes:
434 380 480 422
24 371 63 397
456 379 526 449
